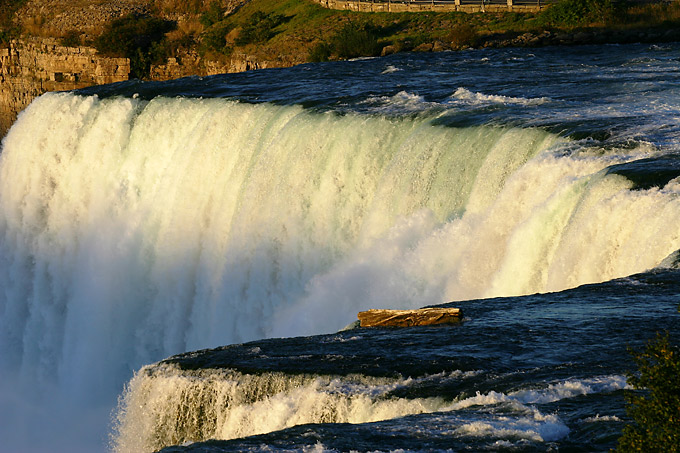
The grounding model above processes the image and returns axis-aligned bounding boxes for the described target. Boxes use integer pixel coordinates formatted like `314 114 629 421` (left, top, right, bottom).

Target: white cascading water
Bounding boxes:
111 363 627 452
113 364 453 452
1 92 680 451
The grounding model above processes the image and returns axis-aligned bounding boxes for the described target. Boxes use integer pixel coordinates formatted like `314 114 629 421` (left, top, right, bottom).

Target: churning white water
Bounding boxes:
1 84 679 451
115 364 611 452
113 364 452 452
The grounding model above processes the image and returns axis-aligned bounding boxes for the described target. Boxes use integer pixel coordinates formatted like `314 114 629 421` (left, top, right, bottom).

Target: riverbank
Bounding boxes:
5 0 680 69
1 0 679 133
187 0 680 62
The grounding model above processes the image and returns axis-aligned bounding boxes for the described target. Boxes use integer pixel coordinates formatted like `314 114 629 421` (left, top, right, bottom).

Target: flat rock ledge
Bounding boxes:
358 308 462 327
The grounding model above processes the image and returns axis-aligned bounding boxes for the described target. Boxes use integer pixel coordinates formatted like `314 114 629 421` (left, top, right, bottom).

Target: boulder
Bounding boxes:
381 45 397 56
357 307 462 327
412 42 434 52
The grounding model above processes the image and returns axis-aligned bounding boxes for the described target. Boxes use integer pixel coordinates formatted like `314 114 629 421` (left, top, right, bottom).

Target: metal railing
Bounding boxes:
314 0 555 12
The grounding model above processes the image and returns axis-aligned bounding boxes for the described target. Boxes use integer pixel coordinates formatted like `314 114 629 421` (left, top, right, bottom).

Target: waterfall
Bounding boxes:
1 91 679 451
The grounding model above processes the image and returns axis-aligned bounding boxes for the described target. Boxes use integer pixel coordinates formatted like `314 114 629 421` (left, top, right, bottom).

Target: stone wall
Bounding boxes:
0 0 262 134
149 51 270 80
0 37 130 132
0 36 275 134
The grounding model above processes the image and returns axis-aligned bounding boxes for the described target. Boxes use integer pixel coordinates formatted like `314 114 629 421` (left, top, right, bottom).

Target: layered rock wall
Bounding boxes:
0 37 129 132
0 0 260 134
0 36 272 134
149 51 269 80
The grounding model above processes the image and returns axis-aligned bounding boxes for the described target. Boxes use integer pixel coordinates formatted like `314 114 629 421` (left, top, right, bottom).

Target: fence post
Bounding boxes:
507 0 513 10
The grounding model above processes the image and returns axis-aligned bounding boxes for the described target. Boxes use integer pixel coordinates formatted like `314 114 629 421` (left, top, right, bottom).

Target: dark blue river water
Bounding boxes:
1 42 680 452
146 270 680 453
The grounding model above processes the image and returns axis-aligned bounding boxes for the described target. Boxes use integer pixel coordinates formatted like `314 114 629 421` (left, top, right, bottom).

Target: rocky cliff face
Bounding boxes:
0 0 260 134
0 36 274 135
0 37 129 132
149 50 272 80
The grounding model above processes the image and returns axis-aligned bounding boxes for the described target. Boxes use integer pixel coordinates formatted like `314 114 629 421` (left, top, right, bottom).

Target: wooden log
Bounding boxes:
357 307 462 327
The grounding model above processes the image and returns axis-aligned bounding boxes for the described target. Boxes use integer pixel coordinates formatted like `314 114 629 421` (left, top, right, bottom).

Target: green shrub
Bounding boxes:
0 29 10 43
200 21 233 55
0 0 26 42
0 0 25 22
330 22 382 59
308 41 332 62
94 13 177 79
448 23 477 48
200 1 224 28
616 333 680 452
235 11 286 46
60 30 81 47
538 0 616 27
307 22 384 62
538 0 615 27
169 31 197 52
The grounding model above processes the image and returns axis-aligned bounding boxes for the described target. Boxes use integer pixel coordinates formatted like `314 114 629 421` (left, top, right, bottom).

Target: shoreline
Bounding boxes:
380 24 680 54
2 0 680 134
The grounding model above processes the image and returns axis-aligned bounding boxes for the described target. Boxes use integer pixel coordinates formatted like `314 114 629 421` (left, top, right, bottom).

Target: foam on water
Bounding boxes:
449 87 551 107
510 375 629 405
447 375 628 413
112 367 628 450
381 65 402 74
112 364 450 452
452 413 569 443
583 414 623 423
359 91 437 114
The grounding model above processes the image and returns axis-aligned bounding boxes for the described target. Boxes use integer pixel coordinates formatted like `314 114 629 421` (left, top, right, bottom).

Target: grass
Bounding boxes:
5 0 679 75
624 1 680 26
201 0 677 64
197 0 520 62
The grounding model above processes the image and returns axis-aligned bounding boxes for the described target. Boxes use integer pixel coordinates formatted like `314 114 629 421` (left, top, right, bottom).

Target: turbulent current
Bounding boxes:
1 43 680 452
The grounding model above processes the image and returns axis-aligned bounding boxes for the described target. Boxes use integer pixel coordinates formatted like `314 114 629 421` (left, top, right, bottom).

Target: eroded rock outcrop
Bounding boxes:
0 37 273 134
0 0 261 134
0 37 129 132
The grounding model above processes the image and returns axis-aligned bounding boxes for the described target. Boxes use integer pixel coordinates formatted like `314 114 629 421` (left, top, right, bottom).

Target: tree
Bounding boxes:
617 332 680 452
93 14 176 79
